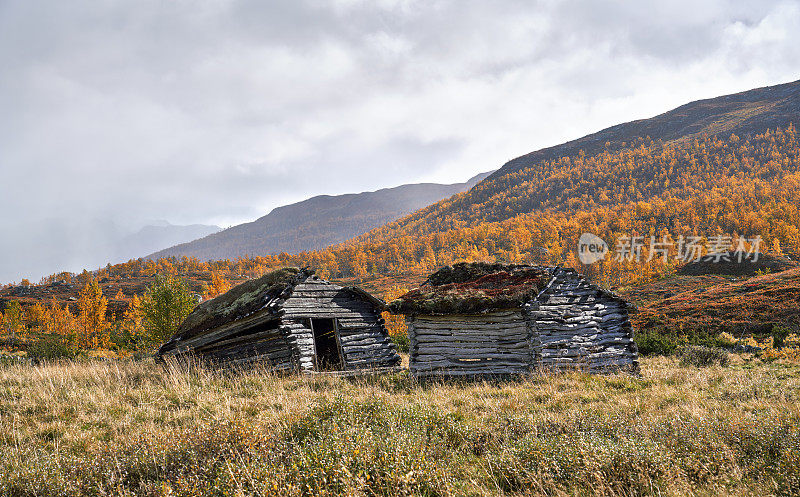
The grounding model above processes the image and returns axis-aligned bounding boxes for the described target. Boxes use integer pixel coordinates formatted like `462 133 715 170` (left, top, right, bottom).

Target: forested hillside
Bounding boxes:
370 79 800 238
299 125 799 288
9 123 797 303
4 83 800 354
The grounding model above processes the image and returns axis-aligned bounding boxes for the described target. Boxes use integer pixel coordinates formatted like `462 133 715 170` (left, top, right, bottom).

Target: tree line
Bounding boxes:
3 125 800 351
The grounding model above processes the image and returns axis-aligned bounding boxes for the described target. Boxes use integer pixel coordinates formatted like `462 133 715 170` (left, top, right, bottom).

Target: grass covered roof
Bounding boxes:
388 262 551 315
172 267 311 341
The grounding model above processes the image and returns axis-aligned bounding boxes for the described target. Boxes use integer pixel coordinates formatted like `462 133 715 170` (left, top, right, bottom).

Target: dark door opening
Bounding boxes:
311 318 342 370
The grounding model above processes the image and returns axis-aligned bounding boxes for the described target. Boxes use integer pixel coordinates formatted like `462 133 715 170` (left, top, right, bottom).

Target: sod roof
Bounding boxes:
388 262 551 315
172 267 310 341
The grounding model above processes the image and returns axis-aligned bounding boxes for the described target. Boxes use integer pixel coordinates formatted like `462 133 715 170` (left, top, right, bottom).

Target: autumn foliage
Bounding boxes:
2 125 800 352
76 280 108 349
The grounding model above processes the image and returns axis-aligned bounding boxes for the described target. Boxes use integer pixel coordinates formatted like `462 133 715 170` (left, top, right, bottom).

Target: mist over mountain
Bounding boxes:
119 224 222 262
147 171 493 262
0 220 219 283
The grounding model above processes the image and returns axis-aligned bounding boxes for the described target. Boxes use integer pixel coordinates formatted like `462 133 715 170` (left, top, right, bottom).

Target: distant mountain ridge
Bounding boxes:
495 79 800 179
147 171 493 261
120 223 221 261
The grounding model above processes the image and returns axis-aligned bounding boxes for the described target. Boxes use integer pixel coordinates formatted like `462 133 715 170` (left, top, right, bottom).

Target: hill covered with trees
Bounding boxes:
360 79 800 238
3 81 800 355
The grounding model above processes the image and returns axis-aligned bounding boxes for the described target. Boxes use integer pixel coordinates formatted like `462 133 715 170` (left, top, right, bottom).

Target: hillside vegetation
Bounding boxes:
356 125 800 245
4 83 800 355
626 267 800 339
290 125 800 290
3 126 800 355
422 78 800 229
1 357 799 496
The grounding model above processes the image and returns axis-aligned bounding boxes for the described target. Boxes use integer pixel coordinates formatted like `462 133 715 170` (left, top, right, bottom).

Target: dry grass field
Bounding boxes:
1 356 799 496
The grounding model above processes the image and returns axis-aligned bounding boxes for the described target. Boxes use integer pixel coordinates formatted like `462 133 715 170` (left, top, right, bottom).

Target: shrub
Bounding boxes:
26 334 78 362
757 332 800 363
771 324 799 348
489 433 668 494
389 331 409 353
676 345 729 367
635 330 680 355
382 308 410 353
717 332 737 347
140 275 197 346
636 329 738 356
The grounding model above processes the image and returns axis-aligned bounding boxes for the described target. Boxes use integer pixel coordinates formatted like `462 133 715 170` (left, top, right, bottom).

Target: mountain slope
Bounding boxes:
364 79 800 239
147 171 492 261
8 81 800 324
498 78 800 178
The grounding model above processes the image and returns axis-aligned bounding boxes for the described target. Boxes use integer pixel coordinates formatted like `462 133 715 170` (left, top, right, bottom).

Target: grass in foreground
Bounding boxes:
0 357 799 496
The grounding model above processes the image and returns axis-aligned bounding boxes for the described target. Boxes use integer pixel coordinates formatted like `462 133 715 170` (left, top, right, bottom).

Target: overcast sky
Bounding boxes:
1 0 800 280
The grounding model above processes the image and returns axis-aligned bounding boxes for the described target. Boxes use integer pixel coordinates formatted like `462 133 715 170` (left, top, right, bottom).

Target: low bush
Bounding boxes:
771 324 799 348
635 329 681 355
25 334 78 362
675 345 729 367
388 331 409 353
635 329 739 356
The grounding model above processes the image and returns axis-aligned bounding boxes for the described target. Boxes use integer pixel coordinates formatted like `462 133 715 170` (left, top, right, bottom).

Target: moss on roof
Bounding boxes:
173 267 310 340
388 262 551 315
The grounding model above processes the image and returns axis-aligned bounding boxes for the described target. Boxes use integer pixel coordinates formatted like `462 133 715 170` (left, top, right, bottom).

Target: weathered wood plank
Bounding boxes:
340 337 390 348
162 316 282 355
418 344 530 357
194 328 285 352
413 321 527 331
413 331 528 341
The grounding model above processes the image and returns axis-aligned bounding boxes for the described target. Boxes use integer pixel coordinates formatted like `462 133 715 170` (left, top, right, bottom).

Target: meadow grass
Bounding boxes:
0 356 798 496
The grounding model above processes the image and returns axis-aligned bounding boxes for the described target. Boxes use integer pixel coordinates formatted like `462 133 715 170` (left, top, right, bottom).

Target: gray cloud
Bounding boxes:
1 0 800 281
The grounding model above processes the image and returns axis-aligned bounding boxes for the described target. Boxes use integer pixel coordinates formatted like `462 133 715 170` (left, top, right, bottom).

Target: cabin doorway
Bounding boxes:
310 318 342 370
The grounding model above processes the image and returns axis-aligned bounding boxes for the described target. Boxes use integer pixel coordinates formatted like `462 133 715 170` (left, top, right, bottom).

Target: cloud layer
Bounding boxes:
1 0 799 280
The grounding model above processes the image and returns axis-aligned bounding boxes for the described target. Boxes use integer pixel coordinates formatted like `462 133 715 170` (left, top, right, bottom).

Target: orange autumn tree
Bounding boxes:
206 272 231 299
2 301 24 346
124 294 143 332
25 303 46 330
43 300 77 338
77 280 109 349
381 286 410 352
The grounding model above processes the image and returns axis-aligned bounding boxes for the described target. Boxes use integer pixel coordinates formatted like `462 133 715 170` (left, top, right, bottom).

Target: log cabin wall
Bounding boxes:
526 268 639 373
397 264 639 378
281 319 314 371
208 326 295 370
407 311 533 378
281 276 401 371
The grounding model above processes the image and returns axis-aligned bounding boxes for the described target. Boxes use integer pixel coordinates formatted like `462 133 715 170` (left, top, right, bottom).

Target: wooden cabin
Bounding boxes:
389 263 638 377
157 268 401 373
